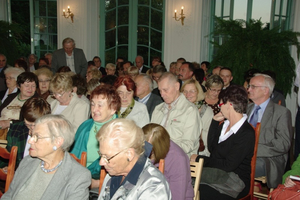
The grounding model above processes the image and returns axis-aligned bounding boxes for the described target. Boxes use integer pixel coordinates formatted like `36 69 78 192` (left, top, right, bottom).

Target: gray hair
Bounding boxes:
254 73 275 96
158 72 178 84
205 74 224 89
35 114 75 151
62 37 75 47
136 55 144 61
4 67 25 79
105 63 116 70
136 74 153 91
44 52 52 57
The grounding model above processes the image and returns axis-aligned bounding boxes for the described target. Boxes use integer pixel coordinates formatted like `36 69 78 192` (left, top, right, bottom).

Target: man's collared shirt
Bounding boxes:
138 93 151 105
248 98 270 124
160 94 181 127
66 52 75 72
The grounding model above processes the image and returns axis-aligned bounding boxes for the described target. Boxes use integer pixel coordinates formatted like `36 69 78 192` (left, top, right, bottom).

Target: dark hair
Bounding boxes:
193 68 205 84
114 75 136 94
72 74 87 95
17 72 39 88
90 84 121 112
116 56 125 62
93 56 102 63
262 70 276 82
177 57 186 63
14 59 28 72
100 75 117 86
152 65 167 73
88 61 96 67
123 61 133 66
201 61 210 69
182 62 195 73
57 66 71 73
39 58 49 65
244 69 260 84
219 85 248 114
21 97 51 122
220 67 233 74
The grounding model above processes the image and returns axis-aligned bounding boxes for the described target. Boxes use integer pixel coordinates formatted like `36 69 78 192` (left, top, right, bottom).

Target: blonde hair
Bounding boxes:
34 67 53 79
181 79 205 101
87 68 102 80
50 73 73 93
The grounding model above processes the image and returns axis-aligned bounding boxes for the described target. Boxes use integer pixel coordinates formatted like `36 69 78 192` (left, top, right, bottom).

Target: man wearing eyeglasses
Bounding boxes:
247 73 292 189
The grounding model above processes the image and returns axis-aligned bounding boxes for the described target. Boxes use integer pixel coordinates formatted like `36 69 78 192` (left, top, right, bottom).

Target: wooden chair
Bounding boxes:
190 158 204 200
0 128 9 140
0 140 7 148
158 159 165 174
99 167 107 193
239 123 261 200
0 146 18 197
70 152 87 167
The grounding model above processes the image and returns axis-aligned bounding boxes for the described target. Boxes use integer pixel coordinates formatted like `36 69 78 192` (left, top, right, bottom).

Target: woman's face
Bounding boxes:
53 90 72 105
99 139 129 176
117 85 134 108
86 71 92 83
219 100 231 119
19 81 37 99
206 84 222 100
38 74 51 94
182 83 198 103
5 73 17 89
91 95 116 123
28 123 55 159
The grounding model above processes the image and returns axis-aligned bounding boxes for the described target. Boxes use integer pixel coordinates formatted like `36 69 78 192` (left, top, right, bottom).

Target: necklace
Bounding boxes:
40 160 63 173
117 99 135 118
17 94 28 102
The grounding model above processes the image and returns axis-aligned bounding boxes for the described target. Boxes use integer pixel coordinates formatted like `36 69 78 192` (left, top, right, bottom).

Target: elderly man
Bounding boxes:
135 55 148 73
178 62 195 83
247 73 292 188
151 72 202 158
220 67 233 89
93 56 106 76
28 54 38 72
51 37 87 77
134 74 162 119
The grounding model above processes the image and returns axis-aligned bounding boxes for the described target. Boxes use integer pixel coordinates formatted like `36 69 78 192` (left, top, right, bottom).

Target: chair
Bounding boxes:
0 146 18 197
158 159 165 174
190 158 204 200
99 167 107 193
239 123 261 200
0 140 7 148
0 128 8 140
70 152 87 167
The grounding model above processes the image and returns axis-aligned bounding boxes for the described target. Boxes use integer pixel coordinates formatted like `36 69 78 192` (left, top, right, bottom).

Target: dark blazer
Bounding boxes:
99 66 107 76
51 48 88 77
141 65 149 73
1 151 91 200
135 93 163 120
247 100 293 188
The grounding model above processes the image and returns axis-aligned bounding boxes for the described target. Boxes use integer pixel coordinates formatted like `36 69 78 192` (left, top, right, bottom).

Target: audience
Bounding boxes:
135 55 148 73
34 67 53 102
219 67 233 90
105 63 116 76
86 68 102 83
178 62 195 83
93 56 106 76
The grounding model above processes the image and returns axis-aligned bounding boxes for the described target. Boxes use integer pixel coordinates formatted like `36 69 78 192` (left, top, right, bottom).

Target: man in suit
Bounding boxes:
220 67 233 90
135 55 148 73
134 74 162 119
51 37 87 77
247 73 292 188
93 56 106 76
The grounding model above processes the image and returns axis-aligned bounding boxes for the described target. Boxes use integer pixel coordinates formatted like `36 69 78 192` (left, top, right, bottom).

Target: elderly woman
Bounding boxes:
86 68 102 83
0 67 24 103
70 84 120 186
181 79 214 156
105 63 116 76
202 74 224 115
0 72 38 130
1 115 91 200
0 97 51 168
97 118 172 199
114 76 149 128
49 73 90 131
34 67 53 102
191 85 255 199
143 123 193 200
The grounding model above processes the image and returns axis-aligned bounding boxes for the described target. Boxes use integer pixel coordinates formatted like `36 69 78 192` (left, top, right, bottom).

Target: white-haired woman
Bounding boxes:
2 115 91 200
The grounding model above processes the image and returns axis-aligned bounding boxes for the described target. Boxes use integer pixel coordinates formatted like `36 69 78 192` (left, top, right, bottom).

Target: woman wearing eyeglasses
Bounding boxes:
34 67 53 102
1 114 91 200
190 85 255 200
97 118 171 200
49 73 90 131
202 74 224 115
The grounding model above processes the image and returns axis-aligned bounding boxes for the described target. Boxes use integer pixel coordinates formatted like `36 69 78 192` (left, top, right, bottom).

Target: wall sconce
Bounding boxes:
174 6 185 25
62 6 74 23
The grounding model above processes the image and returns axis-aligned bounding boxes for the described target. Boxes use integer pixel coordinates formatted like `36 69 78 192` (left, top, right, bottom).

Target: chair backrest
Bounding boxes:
0 140 7 148
158 159 165 174
70 152 87 167
190 158 204 200
0 146 18 196
0 128 9 140
99 167 107 193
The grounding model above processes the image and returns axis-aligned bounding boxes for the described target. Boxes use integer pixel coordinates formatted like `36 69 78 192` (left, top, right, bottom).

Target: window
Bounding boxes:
100 0 164 66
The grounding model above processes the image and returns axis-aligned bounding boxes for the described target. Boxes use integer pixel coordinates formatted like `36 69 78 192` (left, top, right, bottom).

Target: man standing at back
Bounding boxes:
151 72 202 158
247 73 292 188
51 37 87 77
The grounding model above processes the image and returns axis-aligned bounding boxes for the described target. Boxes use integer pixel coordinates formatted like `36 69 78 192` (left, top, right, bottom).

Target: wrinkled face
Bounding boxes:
38 74 51 94
28 55 36 65
0 55 6 68
158 78 180 105
91 95 115 123
106 67 116 75
5 73 17 89
93 58 101 68
53 90 72 105
117 85 134 107
135 57 143 69
220 69 233 87
182 83 198 103
63 42 74 55
178 64 193 81
19 81 37 99
206 85 222 100
247 76 269 103
135 76 149 99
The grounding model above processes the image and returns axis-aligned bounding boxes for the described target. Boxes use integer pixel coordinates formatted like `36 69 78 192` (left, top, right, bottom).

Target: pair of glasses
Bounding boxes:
218 102 232 108
98 149 127 164
209 88 221 93
29 134 51 143
247 85 267 90
53 91 65 97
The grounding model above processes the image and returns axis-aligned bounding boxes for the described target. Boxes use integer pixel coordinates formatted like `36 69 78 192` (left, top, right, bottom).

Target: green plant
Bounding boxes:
211 17 300 96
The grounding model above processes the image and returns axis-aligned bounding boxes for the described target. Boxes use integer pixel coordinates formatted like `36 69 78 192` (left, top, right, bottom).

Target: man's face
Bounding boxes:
45 55 52 66
158 78 180 105
123 63 131 74
28 55 36 65
63 42 74 55
0 55 6 68
116 58 124 65
212 67 221 75
93 58 101 68
135 57 143 69
178 64 193 81
135 76 150 99
152 72 162 84
247 76 269 104
220 69 233 87
175 62 182 76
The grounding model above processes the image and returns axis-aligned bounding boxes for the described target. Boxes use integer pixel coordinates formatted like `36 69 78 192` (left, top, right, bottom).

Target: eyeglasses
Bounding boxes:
29 134 51 143
209 88 222 93
183 90 197 95
39 79 51 83
247 85 267 90
98 149 127 164
53 91 65 97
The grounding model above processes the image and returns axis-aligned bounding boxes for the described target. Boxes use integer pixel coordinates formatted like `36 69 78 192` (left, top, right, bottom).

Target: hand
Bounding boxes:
284 176 296 187
91 178 100 189
213 112 225 121
0 120 10 129
190 154 198 162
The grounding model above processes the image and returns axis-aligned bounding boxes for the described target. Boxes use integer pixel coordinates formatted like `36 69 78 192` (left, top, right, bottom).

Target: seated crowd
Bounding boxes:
0 36 296 200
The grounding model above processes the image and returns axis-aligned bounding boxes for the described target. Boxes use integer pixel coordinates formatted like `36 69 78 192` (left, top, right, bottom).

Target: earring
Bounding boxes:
127 158 130 162
53 146 57 151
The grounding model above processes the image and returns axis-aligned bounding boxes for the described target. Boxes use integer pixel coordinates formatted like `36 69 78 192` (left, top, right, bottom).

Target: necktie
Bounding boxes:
249 105 261 128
